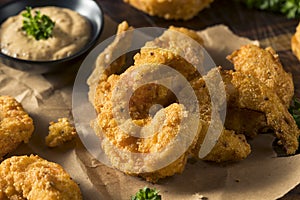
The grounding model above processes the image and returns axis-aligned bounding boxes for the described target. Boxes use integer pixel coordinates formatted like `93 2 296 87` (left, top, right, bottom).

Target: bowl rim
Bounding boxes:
0 0 104 64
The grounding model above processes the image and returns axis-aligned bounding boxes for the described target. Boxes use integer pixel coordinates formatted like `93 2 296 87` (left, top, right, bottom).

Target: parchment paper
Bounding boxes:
0 15 299 200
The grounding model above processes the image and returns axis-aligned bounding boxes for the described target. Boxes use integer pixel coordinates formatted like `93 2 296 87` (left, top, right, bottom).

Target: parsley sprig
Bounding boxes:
22 7 55 40
131 187 162 200
289 98 300 128
241 0 300 18
289 97 300 153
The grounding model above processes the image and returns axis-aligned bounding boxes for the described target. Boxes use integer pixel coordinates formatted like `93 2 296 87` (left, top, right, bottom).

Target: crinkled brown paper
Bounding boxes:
0 15 299 200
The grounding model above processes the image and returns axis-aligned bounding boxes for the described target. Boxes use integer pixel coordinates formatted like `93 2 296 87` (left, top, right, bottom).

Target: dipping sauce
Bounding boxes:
0 6 91 61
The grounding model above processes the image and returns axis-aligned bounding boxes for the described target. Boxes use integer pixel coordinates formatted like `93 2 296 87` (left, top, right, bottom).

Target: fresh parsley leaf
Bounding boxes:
244 0 281 10
21 7 55 40
289 98 300 128
131 187 162 200
281 0 300 18
240 0 300 18
289 97 300 153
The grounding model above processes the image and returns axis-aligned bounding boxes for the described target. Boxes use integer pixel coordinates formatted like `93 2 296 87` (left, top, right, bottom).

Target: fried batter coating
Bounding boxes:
139 153 188 182
95 102 199 183
134 48 199 82
91 24 256 182
203 129 250 162
93 62 200 182
0 155 82 200
128 83 177 120
225 107 268 138
123 0 214 20
95 73 182 152
291 22 300 60
134 26 204 81
188 71 251 162
87 21 133 106
169 26 204 45
90 26 211 182
227 44 294 108
90 22 298 182
0 96 34 159
222 70 300 154
45 118 77 147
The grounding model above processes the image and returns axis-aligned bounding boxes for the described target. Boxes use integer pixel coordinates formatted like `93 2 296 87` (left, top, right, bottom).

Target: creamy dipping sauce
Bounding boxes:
0 6 91 61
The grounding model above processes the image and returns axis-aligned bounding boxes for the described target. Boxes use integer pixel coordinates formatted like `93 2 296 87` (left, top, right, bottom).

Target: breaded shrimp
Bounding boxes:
93 62 200 182
188 70 251 162
0 96 34 159
222 70 300 154
227 44 294 108
0 155 82 200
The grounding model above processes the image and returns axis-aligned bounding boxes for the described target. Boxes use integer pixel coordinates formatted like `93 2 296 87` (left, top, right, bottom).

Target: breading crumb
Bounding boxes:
193 193 209 200
45 118 77 147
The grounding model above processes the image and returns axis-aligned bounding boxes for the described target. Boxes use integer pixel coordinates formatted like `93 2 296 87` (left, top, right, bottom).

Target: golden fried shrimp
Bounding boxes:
93 61 200 182
227 44 294 108
95 102 200 183
222 70 300 154
88 20 300 184
45 118 77 147
188 71 251 162
91 24 254 182
0 155 82 200
0 96 34 159
91 26 207 182
123 0 214 20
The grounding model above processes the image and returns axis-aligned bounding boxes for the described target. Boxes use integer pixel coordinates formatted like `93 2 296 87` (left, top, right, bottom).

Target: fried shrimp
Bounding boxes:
0 96 34 159
227 44 294 108
91 23 251 182
95 101 200 182
222 70 300 154
90 26 208 182
188 69 251 162
123 0 214 20
0 155 82 200
93 63 200 182
89 22 299 182
291 22 300 61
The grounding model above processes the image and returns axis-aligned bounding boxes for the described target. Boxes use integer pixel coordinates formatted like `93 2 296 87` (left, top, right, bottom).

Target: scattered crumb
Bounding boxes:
193 193 208 200
45 118 77 147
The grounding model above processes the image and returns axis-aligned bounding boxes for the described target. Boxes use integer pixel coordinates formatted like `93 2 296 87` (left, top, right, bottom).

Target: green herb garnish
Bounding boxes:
241 0 300 18
131 187 162 200
289 97 300 128
21 6 55 40
289 97 300 153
